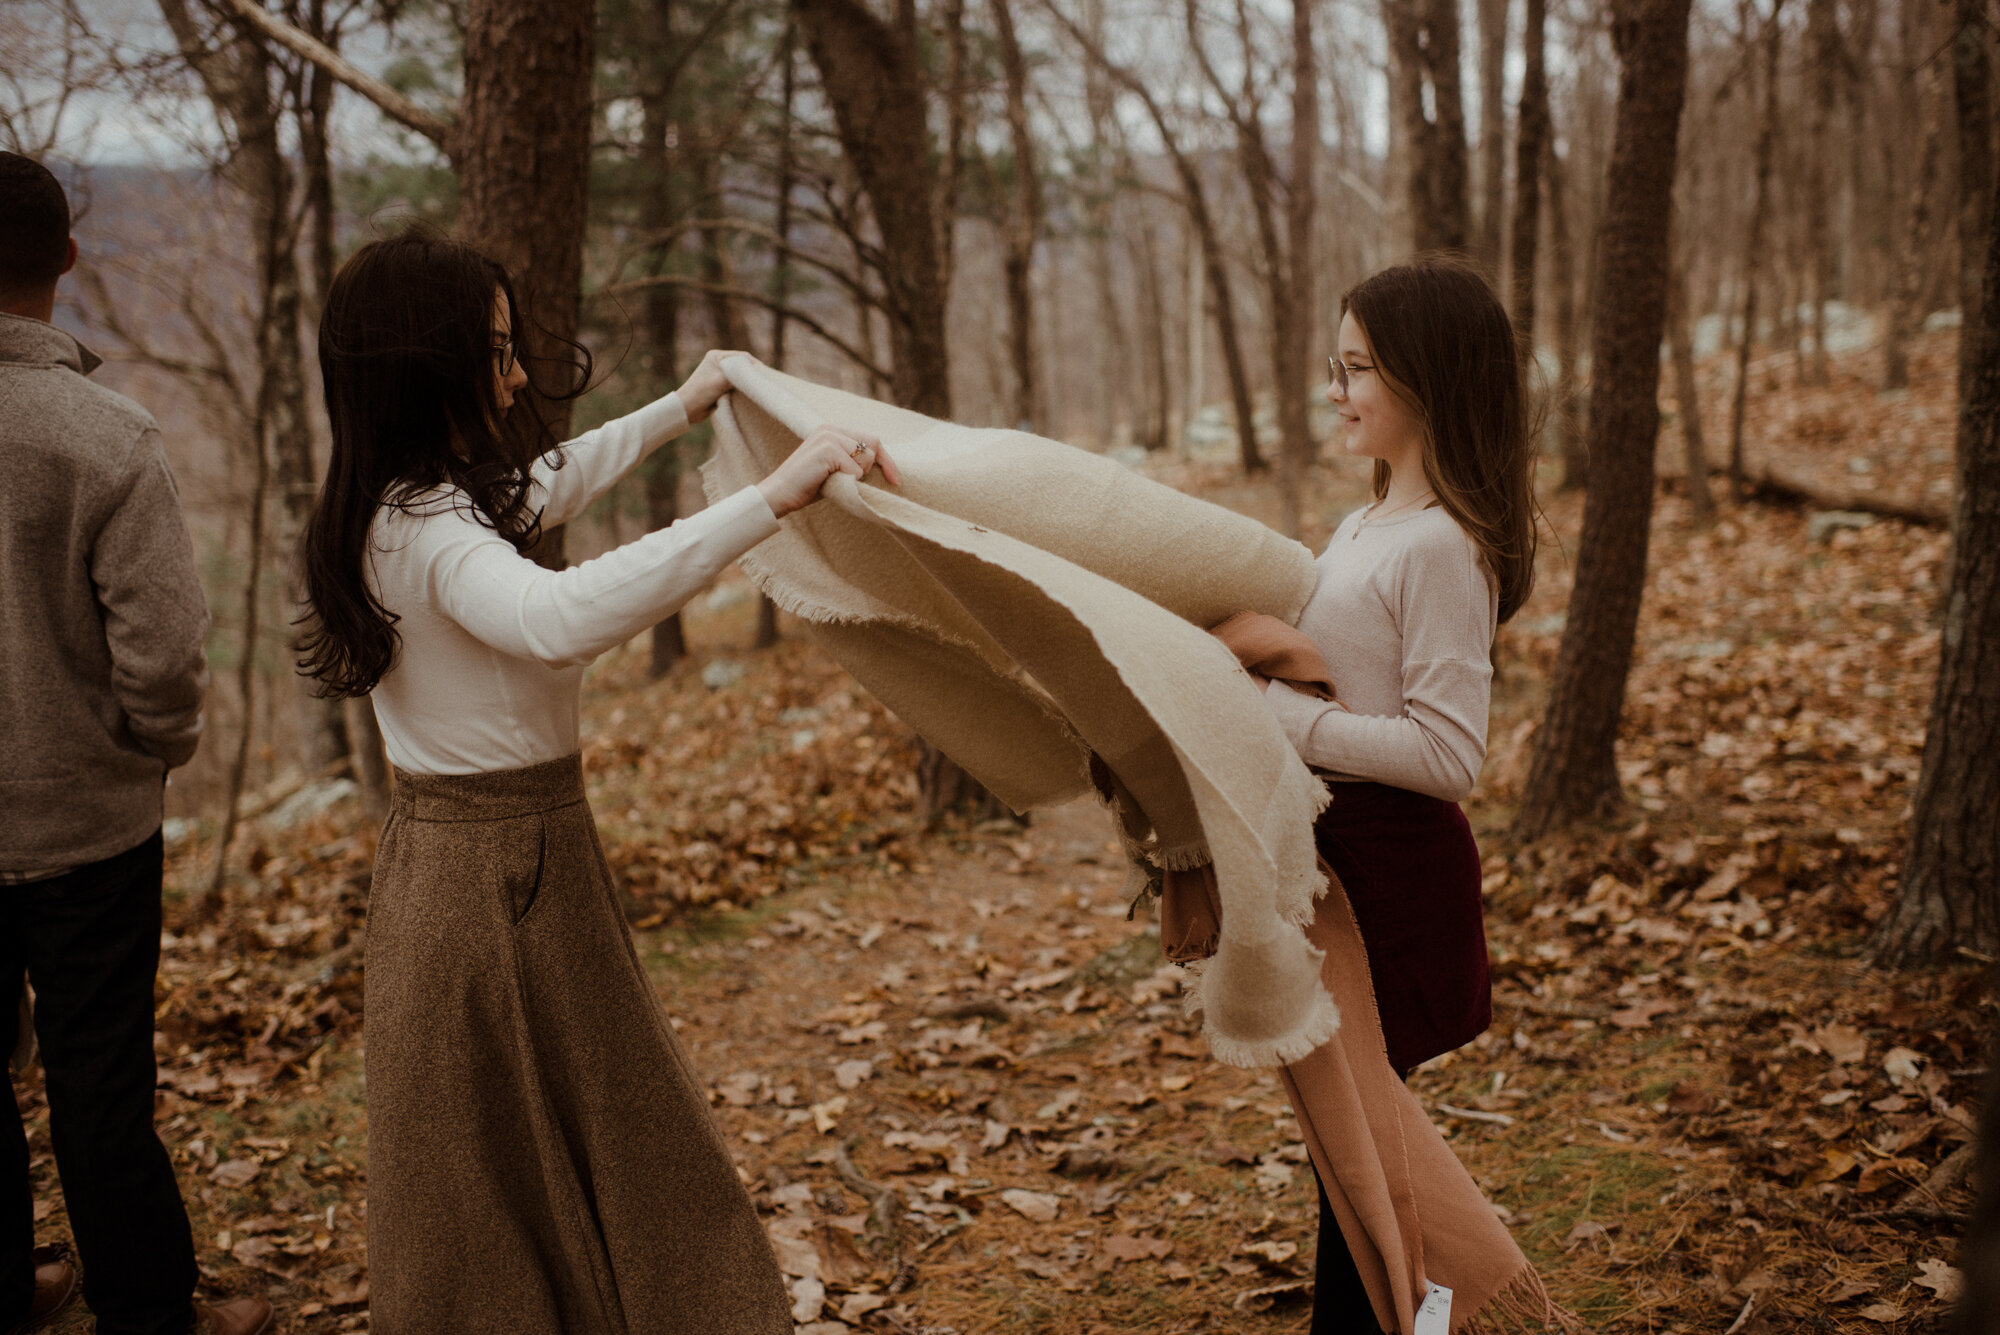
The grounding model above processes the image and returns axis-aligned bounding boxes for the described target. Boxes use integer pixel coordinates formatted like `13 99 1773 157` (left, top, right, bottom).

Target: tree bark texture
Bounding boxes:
1872 150 2000 967
1509 0 1547 338
1953 0 1994 368
457 0 596 570
1382 0 1470 253
1477 0 1510 272
1515 0 1693 840
794 0 952 416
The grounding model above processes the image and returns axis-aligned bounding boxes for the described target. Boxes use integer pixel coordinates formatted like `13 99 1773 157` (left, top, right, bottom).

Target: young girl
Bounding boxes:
1259 256 1537 1334
297 230 895 1333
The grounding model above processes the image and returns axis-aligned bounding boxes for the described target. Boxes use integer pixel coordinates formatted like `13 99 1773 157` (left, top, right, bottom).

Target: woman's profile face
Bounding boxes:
491 289 528 413
1329 311 1424 475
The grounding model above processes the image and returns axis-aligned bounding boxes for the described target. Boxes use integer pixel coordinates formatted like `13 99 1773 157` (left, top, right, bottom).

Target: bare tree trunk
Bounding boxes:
1728 0 1785 489
1548 140 1586 489
1087 223 1130 446
993 0 1041 431
457 0 596 570
751 17 802 656
343 697 390 822
769 21 798 370
1873 137 2000 967
1515 0 1694 840
796 0 1002 816
1476 0 1510 273
693 148 770 651
1133 209 1171 451
794 0 952 416
296 10 383 812
1952 0 1994 357
1667 209 1712 518
1884 6 1942 393
1283 0 1320 498
157 0 337 875
1080 0 1131 448
1872 0 2000 959
1183 0 1306 523
1802 0 1840 386
1382 0 1471 253
208 410 272 904
636 0 688 677
644 459 688 676
1509 0 1548 337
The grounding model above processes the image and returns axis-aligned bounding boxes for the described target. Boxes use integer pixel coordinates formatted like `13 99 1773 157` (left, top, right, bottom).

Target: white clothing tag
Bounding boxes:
1413 1281 1453 1335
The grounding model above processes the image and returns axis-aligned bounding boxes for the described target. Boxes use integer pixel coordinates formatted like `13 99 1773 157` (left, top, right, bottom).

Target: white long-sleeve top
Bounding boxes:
1263 503 1497 803
367 391 780 775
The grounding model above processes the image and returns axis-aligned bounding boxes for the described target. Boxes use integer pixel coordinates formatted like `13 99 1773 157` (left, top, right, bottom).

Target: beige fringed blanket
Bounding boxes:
703 360 1338 1068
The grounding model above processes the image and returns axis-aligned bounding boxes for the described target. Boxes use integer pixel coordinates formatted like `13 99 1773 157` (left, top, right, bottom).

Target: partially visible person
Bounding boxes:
0 152 272 1335
1261 254 1538 1335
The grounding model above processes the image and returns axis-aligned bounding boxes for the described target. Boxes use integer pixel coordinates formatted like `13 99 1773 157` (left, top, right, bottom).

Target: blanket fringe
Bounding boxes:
733 550 878 630
1151 839 1214 871
1190 980 1342 1069
1457 1262 1586 1335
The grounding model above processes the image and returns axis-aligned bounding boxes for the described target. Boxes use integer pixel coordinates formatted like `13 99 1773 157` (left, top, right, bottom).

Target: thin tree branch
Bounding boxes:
629 216 885 309
216 0 454 147
589 275 892 383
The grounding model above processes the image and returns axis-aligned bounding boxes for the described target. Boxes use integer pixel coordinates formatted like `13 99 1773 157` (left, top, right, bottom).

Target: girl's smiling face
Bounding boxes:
1328 310 1426 477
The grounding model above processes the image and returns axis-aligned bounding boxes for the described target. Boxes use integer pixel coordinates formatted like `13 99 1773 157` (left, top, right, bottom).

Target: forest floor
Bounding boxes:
14 327 1981 1334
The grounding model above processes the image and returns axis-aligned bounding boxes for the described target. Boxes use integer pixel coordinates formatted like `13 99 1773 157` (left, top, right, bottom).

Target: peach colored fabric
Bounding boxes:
1204 612 1574 1335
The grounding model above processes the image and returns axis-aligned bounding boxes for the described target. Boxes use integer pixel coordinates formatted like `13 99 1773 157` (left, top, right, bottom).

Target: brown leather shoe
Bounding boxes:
5 1244 79 1335
191 1296 275 1335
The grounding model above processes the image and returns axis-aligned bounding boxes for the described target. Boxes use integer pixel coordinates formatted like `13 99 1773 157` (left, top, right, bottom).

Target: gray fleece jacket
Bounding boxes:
0 312 210 870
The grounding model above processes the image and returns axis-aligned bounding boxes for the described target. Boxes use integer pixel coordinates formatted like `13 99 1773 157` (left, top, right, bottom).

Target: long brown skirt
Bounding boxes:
365 754 789 1334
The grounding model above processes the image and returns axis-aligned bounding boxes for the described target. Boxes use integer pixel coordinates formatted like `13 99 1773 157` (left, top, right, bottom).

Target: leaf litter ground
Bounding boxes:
13 328 1980 1333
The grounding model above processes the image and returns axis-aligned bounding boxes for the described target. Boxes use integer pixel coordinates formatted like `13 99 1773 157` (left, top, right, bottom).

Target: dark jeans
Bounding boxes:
2 831 198 1335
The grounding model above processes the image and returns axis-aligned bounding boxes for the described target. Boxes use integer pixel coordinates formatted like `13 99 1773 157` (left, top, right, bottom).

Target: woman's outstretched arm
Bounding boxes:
529 349 751 528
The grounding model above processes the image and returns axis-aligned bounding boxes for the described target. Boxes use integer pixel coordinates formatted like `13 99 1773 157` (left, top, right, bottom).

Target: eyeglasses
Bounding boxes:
1328 356 1375 397
493 340 517 376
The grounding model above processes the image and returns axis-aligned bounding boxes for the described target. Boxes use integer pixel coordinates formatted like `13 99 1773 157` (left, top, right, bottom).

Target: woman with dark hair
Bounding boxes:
1261 255 1538 1335
297 230 894 1333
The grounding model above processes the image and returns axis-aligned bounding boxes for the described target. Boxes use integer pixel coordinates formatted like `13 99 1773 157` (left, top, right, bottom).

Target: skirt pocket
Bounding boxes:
498 813 549 925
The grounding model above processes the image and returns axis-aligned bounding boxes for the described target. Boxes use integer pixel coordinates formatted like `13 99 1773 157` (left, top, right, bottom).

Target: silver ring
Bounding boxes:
849 441 870 459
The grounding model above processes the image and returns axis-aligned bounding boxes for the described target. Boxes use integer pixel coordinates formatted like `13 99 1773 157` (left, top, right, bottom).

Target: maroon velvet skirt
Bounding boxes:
1312 780 1491 1074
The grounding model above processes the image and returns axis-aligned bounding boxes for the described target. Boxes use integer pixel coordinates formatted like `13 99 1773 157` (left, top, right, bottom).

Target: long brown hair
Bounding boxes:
1341 255 1538 623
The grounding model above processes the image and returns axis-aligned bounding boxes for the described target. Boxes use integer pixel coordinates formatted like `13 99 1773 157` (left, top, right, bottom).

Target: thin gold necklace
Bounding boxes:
1355 490 1435 537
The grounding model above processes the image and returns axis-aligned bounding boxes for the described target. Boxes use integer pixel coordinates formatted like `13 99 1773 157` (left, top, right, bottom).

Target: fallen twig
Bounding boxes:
1434 1102 1517 1128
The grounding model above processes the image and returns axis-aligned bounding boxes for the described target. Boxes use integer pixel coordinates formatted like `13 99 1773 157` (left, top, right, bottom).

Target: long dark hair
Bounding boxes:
296 229 591 697
1342 255 1539 623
